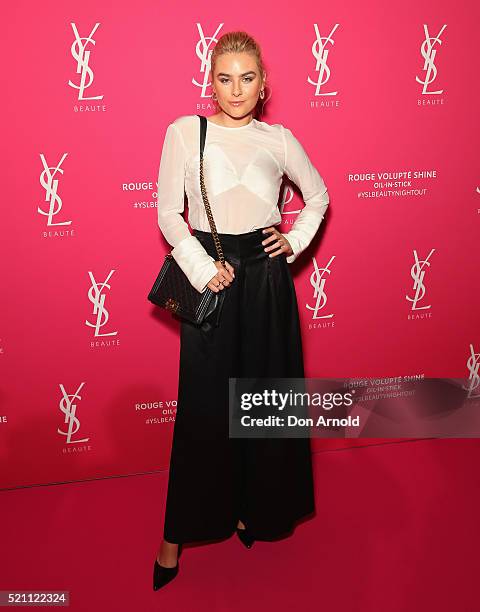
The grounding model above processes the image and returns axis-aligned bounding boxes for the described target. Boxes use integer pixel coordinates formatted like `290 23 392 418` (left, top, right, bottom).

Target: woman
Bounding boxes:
153 30 329 590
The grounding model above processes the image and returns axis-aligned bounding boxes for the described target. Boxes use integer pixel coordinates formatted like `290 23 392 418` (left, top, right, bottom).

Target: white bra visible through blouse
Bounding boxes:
156 114 329 292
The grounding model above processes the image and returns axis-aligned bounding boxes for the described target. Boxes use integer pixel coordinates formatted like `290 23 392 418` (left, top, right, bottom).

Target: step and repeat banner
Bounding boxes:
2 1 478 489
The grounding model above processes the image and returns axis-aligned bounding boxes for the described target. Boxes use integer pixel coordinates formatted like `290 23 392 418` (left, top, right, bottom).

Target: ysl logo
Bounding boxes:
405 249 435 310
192 23 224 98
463 344 480 398
306 255 335 319
38 154 72 226
279 186 301 216
68 23 104 100
58 382 90 444
415 24 447 95
85 270 118 337
307 24 339 96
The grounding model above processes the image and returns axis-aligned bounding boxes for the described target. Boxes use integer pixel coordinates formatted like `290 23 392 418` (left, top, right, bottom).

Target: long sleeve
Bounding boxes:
281 125 330 263
157 122 218 293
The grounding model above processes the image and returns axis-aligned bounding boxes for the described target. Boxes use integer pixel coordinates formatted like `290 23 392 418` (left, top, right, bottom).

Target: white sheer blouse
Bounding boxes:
156 114 329 292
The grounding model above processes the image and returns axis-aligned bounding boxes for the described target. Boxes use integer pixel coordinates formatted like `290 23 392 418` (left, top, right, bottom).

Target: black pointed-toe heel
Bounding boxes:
236 526 255 549
153 543 183 591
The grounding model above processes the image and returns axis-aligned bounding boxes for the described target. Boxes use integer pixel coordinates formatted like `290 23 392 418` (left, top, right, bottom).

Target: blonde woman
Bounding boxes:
153 30 330 590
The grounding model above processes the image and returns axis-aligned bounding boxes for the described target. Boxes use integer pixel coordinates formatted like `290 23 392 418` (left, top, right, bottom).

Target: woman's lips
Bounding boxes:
230 101 244 107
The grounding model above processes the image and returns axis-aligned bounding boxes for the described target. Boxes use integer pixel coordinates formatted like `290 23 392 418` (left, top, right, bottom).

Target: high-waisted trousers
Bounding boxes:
163 227 315 544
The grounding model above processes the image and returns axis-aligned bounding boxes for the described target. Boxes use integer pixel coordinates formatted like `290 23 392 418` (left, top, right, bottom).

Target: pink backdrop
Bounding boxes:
2 1 478 489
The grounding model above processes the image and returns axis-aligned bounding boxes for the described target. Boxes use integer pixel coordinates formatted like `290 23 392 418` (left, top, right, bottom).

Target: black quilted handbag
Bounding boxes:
148 115 228 326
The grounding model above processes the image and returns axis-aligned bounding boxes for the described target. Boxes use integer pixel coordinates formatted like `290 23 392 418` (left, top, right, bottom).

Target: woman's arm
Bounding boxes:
280 125 330 263
157 121 218 293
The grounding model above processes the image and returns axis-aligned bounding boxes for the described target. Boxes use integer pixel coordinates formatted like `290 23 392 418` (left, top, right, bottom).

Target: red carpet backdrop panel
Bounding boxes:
1 0 478 489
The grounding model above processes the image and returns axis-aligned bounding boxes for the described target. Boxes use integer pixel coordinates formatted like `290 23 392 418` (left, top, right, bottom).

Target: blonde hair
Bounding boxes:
210 31 270 117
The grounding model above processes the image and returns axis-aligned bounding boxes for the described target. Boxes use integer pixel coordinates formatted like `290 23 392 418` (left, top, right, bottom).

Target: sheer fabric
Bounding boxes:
156 114 329 292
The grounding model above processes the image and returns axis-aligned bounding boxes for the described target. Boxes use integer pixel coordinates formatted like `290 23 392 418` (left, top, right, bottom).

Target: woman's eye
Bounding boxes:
219 77 254 84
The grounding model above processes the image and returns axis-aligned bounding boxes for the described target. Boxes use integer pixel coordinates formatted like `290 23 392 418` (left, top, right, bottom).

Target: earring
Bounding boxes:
212 91 217 101
259 90 265 99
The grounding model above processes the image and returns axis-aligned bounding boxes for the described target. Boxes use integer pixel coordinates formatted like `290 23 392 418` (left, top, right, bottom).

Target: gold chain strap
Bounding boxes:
199 150 226 268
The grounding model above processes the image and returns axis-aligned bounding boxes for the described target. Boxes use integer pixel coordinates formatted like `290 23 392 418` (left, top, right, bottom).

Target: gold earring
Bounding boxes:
212 91 217 101
259 90 265 99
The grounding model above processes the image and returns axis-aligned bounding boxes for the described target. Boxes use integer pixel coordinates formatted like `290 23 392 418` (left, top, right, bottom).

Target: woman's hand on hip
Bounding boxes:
261 227 293 258
206 260 235 292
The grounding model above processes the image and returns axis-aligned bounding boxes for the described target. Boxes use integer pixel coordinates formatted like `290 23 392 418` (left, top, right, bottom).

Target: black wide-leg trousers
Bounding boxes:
163 228 315 544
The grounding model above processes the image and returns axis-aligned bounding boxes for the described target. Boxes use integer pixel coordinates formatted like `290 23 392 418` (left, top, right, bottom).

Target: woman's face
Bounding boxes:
211 52 264 120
